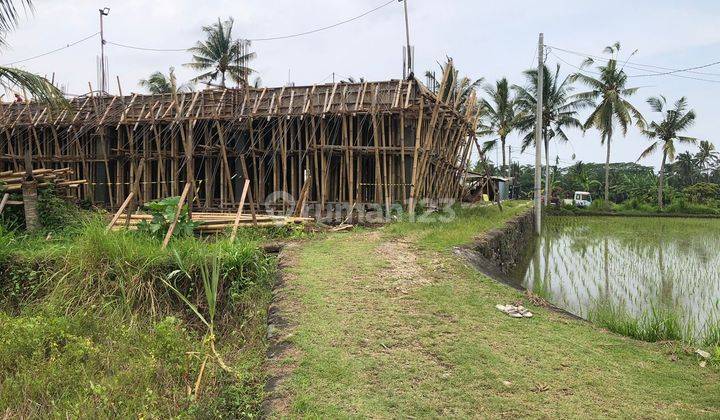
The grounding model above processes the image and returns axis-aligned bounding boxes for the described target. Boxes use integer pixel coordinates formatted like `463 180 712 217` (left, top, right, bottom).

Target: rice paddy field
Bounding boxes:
512 216 720 345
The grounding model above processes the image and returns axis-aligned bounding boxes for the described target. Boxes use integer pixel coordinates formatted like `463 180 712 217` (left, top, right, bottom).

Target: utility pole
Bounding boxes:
99 7 110 94
401 0 412 77
534 33 544 234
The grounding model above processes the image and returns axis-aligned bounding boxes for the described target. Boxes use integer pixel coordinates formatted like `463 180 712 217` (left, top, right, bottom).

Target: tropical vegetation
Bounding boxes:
138 67 193 94
513 63 589 203
571 42 646 204
185 17 256 88
637 96 697 209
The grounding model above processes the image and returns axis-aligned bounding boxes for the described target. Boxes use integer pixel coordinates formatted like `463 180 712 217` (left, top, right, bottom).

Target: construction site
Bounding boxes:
0 72 480 220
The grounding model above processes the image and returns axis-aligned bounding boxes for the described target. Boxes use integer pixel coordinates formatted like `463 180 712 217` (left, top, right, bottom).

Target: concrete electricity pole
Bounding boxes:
401 0 412 77
534 33 544 234
99 7 110 94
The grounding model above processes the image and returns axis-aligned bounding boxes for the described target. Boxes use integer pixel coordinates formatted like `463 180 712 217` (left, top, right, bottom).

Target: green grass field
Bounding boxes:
269 203 720 417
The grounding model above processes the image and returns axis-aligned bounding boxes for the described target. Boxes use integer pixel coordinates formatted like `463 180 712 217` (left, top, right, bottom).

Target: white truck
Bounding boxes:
563 191 592 207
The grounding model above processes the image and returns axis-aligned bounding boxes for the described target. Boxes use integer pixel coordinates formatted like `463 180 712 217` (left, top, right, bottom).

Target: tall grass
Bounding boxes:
0 214 277 416
704 323 720 348
589 302 687 343
0 217 274 319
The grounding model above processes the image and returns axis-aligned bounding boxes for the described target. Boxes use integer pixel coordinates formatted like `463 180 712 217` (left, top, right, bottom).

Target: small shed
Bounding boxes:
464 171 512 202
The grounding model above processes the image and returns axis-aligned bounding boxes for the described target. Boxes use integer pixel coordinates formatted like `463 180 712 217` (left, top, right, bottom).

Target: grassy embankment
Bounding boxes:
270 201 720 417
0 215 284 417
549 197 720 217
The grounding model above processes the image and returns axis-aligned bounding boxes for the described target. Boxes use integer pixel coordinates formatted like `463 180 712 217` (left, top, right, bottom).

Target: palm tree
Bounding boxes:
571 42 645 203
139 68 193 94
1 0 65 232
637 96 697 208
185 18 255 88
480 78 517 176
695 140 719 181
425 58 484 114
671 151 699 187
0 1 64 105
514 63 588 203
568 161 601 194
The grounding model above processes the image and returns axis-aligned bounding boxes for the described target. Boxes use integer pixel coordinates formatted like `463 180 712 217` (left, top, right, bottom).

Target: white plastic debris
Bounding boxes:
696 349 711 359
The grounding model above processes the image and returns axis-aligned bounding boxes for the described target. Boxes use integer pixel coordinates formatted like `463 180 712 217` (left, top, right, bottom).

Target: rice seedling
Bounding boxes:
514 216 720 345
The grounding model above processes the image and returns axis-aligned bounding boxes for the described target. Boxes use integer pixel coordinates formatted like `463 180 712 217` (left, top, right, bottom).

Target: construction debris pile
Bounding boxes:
107 212 313 233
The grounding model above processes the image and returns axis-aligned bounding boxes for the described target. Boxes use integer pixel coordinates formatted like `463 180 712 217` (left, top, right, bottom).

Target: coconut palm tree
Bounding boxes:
670 151 699 187
425 58 483 114
695 140 719 181
637 96 697 208
139 68 193 94
1 0 66 232
514 63 589 203
571 42 645 203
0 1 64 105
568 161 601 194
185 18 255 87
480 78 517 176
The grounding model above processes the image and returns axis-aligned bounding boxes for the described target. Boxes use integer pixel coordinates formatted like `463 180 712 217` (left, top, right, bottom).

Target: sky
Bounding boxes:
2 0 719 170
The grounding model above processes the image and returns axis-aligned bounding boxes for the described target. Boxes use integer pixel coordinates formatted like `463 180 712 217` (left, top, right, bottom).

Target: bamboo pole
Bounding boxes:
230 179 251 242
162 182 191 250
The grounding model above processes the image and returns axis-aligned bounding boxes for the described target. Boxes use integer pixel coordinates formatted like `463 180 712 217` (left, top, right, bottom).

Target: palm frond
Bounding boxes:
0 65 65 107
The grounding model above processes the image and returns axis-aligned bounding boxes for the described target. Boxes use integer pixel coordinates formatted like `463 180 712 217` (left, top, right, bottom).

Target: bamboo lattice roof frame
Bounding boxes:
0 78 478 130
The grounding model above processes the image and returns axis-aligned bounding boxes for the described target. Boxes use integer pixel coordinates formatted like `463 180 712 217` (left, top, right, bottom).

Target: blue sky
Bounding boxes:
2 0 719 169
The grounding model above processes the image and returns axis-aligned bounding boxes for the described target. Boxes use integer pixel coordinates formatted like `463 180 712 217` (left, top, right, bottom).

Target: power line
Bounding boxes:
2 32 99 66
548 49 720 84
547 44 720 77
107 0 396 52
248 0 395 41
547 44 720 83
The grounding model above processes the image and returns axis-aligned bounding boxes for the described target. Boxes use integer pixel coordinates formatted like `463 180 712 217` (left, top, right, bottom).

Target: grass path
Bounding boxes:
267 203 720 417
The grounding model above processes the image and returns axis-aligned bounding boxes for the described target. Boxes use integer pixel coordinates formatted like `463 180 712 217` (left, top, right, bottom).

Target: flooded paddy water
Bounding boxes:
511 216 720 343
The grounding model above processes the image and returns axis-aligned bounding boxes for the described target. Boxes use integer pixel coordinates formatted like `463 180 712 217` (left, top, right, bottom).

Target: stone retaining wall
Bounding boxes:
469 208 535 273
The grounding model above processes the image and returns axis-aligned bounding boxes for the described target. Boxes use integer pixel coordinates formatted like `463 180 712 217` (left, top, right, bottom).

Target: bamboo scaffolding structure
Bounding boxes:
0 79 477 217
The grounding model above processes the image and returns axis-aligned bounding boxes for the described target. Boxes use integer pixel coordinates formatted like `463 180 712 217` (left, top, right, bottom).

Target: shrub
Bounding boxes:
588 198 611 211
37 186 81 230
1 187 82 233
616 198 657 213
665 197 719 215
683 182 720 204
138 196 201 239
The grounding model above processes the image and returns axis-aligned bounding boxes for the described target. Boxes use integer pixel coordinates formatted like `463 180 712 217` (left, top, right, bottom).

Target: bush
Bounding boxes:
37 186 81 230
616 198 657 213
665 197 719 215
1 187 82 233
683 182 720 204
588 198 611 211
138 196 201 239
